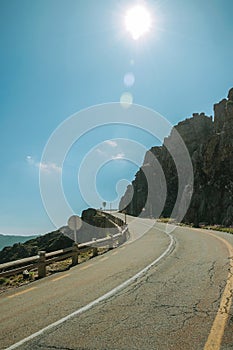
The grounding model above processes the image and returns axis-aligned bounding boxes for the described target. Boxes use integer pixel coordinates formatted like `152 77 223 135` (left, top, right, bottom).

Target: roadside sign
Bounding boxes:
68 215 82 231
67 215 82 243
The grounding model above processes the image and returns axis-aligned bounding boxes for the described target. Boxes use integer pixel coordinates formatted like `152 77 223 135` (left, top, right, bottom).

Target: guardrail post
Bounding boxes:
92 238 98 257
118 232 124 245
109 235 114 249
122 228 127 243
38 251 46 279
72 243 79 266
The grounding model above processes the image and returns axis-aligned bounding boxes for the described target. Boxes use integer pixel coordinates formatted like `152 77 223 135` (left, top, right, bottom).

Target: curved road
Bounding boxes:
0 215 233 350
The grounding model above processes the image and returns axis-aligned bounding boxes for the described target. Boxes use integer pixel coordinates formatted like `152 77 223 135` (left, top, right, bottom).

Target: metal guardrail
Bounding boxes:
0 214 129 279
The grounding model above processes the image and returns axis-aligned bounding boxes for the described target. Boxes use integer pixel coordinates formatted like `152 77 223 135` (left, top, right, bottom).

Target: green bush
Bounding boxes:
0 277 7 285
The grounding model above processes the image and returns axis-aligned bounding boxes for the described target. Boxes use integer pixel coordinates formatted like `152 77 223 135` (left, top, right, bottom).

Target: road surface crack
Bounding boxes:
208 261 216 286
220 288 233 315
37 344 76 350
211 282 226 310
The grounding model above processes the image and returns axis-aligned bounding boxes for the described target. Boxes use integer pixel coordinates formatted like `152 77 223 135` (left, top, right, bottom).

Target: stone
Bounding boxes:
120 88 233 227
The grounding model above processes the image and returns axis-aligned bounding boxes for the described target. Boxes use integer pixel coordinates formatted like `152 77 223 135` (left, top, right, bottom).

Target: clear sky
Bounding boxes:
0 0 232 235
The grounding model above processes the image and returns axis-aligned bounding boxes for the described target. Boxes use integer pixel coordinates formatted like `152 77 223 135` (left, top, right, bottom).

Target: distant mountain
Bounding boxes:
0 230 73 264
120 88 233 227
0 234 37 252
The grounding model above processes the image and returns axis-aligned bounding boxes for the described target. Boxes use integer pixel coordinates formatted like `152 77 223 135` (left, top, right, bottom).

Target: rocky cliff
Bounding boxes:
119 88 233 227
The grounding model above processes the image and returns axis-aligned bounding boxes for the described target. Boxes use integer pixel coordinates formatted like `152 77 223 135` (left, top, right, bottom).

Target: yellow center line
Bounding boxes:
112 251 119 256
52 273 70 282
203 230 233 350
100 256 109 262
80 263 93 271
7 287 37 299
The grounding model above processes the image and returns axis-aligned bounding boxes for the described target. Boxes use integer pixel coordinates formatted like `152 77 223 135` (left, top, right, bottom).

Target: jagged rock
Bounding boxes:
214 99 227 133
120 88 233 227
228 87 233 101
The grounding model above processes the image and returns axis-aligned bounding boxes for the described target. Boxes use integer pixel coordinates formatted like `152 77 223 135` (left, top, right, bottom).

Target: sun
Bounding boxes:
125 5 152 40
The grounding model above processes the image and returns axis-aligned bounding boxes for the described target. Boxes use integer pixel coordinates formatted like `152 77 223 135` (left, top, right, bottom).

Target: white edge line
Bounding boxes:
5 230 175 350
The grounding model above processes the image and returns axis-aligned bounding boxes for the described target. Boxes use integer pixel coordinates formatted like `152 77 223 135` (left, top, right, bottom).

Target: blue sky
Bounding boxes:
0 0 232 235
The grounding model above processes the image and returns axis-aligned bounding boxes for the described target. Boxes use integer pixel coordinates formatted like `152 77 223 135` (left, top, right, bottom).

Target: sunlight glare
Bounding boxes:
125 5 152 40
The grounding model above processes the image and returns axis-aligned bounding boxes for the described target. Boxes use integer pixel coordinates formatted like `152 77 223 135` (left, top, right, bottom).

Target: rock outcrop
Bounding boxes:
119 88 233 227
0 209 118 263
60 208 118 243
0 231 74 264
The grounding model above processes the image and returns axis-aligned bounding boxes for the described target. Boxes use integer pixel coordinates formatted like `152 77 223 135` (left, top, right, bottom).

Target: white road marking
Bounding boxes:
5 226 174 350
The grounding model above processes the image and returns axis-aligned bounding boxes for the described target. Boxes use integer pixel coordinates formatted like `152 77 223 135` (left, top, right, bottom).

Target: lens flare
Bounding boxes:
124 72 135 87
125 5 152 40
120 92 133 107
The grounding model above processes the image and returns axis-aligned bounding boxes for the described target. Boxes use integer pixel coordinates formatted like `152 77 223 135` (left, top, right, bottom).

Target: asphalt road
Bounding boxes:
0 215 233 350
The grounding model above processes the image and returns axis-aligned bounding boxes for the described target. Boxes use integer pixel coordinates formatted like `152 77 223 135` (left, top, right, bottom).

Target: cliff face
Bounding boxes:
119 88 233 227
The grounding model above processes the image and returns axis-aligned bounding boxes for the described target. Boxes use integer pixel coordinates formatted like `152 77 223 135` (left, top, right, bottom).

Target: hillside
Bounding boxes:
60 208 118 243
0 234 37 252
0 209 118 264
119 88 233 227
0 231 74 264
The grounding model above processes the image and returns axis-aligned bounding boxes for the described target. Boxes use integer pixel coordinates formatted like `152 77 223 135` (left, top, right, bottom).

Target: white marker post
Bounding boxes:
67 215 82 243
